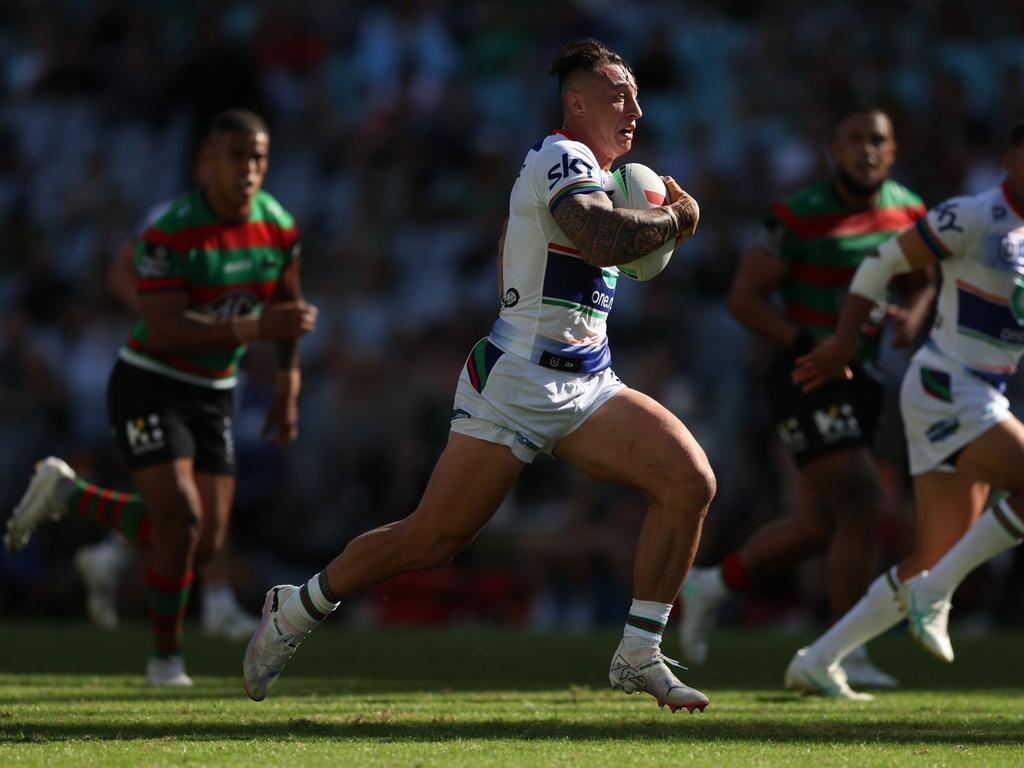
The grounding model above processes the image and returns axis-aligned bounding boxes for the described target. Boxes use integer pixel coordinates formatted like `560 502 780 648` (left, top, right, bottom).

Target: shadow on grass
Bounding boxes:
2 716 1024 745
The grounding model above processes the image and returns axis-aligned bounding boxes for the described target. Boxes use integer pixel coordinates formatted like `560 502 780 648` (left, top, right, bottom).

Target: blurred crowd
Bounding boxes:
2 0 1024 632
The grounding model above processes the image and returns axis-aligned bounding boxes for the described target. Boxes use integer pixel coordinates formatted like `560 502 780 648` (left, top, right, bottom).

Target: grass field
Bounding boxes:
1 622 1023 767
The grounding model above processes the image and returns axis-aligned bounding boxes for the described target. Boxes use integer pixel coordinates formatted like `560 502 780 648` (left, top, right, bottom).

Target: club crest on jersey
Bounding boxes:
502 288 520 308
203 291 260 321
998 234 1024 273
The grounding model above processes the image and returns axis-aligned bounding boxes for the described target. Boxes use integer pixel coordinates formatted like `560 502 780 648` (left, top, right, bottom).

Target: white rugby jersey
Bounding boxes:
488 130 617 374
919 181 1024 388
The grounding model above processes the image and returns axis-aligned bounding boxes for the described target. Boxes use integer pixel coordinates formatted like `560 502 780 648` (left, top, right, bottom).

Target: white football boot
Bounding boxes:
5 457 75 554
146 655 194 687
840 644 899 688
784 647 874 701
202 589 260 642
243 585 305 701
678 566 727 665
609 637 710 713
900 572 954 663
74 537 132 630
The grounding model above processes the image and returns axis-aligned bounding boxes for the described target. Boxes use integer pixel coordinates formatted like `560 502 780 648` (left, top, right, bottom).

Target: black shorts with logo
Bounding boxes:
107 360 236 475
764 349 883 466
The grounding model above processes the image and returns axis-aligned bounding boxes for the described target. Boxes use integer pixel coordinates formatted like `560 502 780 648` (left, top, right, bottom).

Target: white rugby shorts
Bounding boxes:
900 344 1010 475
450 338 625 463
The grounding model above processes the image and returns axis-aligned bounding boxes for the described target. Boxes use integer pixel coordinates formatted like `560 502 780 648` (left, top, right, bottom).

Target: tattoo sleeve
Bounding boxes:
552 191 698 268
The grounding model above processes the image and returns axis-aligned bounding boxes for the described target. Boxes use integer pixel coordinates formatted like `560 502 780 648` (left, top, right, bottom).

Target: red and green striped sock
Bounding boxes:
145 567 194 659
70 478 151 546
623 599 673 644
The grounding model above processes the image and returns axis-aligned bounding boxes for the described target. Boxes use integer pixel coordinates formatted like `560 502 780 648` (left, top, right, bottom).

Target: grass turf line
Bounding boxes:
1 623 1023 767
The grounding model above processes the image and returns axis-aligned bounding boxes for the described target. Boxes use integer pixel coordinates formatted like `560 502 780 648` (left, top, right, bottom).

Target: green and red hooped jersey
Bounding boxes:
118 189 299 388
751 178 926 362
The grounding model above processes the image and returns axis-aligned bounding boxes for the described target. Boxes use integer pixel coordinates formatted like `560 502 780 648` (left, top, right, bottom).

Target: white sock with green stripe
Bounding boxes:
623 599 673 645
923 498 1024 597
281 572 341 634
803 569 904 667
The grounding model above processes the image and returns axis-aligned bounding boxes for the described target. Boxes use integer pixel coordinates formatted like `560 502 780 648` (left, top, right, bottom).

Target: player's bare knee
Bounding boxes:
689 457 717 509
149 494 201 552
658 459 716 517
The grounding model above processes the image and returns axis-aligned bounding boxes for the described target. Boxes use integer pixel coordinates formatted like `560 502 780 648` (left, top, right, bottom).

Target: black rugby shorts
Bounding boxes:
763 348 883 466
107 360 236 475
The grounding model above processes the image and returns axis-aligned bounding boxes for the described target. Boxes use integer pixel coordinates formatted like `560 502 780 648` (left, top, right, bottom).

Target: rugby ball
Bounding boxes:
605 163 675 281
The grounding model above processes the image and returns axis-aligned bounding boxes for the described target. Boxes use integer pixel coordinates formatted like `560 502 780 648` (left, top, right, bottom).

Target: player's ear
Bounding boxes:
564 89 585 117
199 135 218 168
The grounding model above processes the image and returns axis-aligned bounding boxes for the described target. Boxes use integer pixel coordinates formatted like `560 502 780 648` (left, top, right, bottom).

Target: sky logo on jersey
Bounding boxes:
547 153 594 190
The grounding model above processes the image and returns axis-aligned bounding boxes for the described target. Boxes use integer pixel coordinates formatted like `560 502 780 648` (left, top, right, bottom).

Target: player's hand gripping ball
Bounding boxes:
605 162 675 281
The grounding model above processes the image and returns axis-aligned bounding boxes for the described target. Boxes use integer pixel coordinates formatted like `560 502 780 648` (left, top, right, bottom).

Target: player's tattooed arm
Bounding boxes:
553 186 699 268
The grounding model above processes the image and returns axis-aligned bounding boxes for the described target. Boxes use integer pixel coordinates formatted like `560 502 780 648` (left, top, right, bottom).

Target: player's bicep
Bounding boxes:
551 189 614 249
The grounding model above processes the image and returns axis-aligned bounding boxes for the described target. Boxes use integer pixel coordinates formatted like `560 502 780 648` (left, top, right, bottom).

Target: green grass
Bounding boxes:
1 622 1023 766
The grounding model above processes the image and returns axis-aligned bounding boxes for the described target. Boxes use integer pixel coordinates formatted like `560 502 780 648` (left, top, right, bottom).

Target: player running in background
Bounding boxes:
5 109 318 686
785 119 1024 699
679 106 933 687
73 188 262 640
243 38 714 712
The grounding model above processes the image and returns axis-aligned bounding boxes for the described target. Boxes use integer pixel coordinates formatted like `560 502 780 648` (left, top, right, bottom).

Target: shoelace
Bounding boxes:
923 599 952 624
912 593 952 625
657 652 687 671
260 623 302 667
